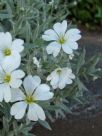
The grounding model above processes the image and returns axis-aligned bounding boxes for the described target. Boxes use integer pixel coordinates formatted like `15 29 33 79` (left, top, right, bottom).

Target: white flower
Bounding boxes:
10 75 54 121
33 57 40 68
0 61 25 102
69 53 74 60
47 67 75 89
42 20 81 57
0 32 24 64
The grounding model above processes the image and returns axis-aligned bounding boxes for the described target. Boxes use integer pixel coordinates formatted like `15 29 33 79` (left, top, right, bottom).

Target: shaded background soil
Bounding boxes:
33 28 102 136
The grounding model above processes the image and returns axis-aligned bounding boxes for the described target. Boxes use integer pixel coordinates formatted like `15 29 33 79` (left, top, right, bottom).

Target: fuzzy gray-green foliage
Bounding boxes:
0 0 102 136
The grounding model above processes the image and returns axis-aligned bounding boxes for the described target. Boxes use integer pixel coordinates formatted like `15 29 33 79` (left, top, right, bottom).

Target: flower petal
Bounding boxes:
59 78 72 89
58 68 75 89
23 75 41 95
2 57 21 73
68 42 78 50
46 42 61 57
10 79 22 88
66 68 75 79
66 78 73 84
53 22 62 35
27 104 38 121
11 50 21 60
34 84 53 101
0 51 5 64
65 28 81 41
59 71 73 89
42 29 58 41
0 83 11 102
47 74 53 81
10 101 27 119
10 88 25 102
11 70 25 79
49 70 60 89
0 32 12 49
32 75 41 88
0 66 4 83
12 39 24 53
58 69 69 89
61 20 67 34
66 28 80 34
62 43 73 54
27 103 46 121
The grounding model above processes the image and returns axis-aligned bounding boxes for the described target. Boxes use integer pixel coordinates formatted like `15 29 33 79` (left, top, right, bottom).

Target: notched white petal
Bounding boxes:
12 39 24 53
34 84 53 101
46 42 61 57
11 70 25 79
10 88 25 102
10 102 27 119
32 75 41 88
23 75 41 95
28 103 46 121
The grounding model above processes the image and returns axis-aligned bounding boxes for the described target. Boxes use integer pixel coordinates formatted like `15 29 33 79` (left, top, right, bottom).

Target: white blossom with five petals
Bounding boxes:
42 20 81 57
10 75 54 121
47 67 75 89
0 61 25 102
0 32 24 65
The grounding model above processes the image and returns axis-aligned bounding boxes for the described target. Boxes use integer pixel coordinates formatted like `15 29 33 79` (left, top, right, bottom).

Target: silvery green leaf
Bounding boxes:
76 48 86 74
38 120 52 131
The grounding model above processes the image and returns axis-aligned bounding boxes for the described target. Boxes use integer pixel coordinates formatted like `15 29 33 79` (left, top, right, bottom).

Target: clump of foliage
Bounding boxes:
0 0 102 136
63 0 102 28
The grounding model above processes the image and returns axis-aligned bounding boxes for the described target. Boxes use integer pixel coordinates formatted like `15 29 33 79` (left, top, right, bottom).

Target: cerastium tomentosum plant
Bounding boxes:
0 0 101 136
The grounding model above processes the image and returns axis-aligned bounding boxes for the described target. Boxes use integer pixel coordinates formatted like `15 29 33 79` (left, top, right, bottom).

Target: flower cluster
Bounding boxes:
0 32 25 102
0 20 81 122
0 32 53 121
43 20 81 89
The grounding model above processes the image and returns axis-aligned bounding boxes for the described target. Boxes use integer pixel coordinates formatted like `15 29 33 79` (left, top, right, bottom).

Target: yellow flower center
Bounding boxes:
25 95 35 104
58 36 66 44
3 48 11 56
56 69 62 75
4 74 11 83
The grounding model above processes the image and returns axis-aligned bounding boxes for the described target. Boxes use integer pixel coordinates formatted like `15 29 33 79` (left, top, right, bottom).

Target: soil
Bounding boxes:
33 29 102 136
